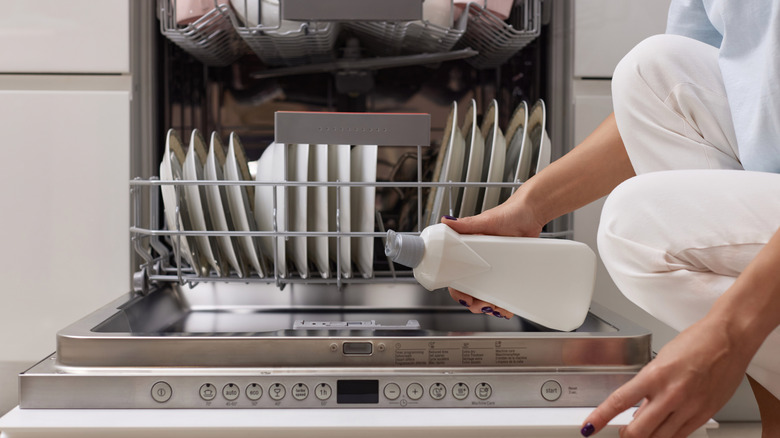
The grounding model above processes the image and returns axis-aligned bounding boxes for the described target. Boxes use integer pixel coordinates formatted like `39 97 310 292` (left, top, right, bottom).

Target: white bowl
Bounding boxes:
423 0 453 28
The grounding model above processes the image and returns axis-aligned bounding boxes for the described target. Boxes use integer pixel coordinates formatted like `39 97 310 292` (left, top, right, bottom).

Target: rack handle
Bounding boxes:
274 111 431 147
281 0 423 22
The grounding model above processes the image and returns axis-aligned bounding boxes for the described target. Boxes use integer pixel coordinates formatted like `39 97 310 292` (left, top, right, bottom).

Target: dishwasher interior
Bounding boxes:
18 0 652 410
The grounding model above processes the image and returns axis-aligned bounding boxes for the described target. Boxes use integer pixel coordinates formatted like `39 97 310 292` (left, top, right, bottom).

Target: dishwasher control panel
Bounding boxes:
20 355 637 409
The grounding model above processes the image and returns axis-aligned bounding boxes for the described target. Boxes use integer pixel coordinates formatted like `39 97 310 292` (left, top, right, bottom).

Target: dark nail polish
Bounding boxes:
459 299 469 307
481 306 493 313
492 311 501 317
442 215 457 221
581 423 595 437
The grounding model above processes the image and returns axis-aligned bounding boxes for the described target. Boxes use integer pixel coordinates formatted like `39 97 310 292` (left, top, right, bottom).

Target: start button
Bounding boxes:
541 380 562 402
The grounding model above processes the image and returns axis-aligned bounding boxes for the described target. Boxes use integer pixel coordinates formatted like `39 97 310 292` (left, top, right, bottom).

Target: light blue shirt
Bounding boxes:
666 0 780 173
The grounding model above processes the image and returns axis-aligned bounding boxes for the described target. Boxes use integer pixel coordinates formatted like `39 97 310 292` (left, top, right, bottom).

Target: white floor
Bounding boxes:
709 423 762 437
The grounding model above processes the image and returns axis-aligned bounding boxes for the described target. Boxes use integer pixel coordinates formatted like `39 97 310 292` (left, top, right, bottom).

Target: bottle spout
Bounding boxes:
385 230 425 268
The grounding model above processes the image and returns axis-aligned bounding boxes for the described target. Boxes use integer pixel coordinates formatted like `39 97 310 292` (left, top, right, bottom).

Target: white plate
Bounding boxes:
423 101 456 227
328 144 352 279
501 100 530 202
288 144 309 279
527 99 551 178
254 142 287 278
308 144 330 279
457 99 484 218
159 129 204 275
478 99 507 212
182 129 224 276
225 132 266 278
428 101 466 226
351 145 378 279
204 132 246 278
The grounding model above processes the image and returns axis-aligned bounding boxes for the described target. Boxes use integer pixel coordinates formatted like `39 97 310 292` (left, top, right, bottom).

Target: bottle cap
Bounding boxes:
385 230 424 268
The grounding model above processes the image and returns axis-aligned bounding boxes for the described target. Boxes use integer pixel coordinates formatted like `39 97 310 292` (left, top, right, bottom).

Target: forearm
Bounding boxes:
515 113 635 225
710 226 780 356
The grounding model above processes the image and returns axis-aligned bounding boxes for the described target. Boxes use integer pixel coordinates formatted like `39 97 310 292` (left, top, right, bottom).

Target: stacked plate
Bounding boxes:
160 129 378 280
423 99 551 227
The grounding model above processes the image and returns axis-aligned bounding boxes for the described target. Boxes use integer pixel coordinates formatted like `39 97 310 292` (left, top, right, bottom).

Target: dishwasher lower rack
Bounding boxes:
132 111 571 292
19 282 651 409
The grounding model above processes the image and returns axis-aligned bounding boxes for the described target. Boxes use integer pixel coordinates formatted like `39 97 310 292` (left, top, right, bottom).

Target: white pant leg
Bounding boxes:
598 170 780 399
600 34 780 399
612 34 742 173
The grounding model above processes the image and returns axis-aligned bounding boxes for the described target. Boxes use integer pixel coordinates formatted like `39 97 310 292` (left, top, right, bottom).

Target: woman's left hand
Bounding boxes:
580 314 752 437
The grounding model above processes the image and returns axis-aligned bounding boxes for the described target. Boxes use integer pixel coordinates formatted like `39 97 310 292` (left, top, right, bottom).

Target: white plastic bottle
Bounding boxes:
385 223 597 331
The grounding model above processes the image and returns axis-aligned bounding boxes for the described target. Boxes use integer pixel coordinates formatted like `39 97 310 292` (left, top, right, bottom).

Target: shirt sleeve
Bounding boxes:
666 0 722 48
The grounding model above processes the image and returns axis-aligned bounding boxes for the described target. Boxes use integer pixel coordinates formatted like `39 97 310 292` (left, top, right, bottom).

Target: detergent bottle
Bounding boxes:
385 223 596 331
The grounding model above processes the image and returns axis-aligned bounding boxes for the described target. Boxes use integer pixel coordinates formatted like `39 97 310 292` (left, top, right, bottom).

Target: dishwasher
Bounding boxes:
17 0 653 413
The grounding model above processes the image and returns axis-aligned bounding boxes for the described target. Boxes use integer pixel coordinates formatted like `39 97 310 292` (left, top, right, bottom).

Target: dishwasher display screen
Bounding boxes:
337 380 379 404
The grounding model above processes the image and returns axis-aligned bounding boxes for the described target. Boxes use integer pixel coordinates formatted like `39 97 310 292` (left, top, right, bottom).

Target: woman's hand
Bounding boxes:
580 314 752 437
441 192 546 318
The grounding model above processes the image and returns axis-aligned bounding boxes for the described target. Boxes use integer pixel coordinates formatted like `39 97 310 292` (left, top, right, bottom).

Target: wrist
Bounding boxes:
708 279 780 358
514 177 554 228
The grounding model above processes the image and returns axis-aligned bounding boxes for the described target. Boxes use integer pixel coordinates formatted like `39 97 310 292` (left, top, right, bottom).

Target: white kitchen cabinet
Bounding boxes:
0 0 129 73
0 75 131 415
0 0 136 417
573 0 671 78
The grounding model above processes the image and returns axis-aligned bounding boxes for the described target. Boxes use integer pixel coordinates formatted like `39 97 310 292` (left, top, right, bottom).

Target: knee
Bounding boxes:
597 174 663 273
612 34 679 99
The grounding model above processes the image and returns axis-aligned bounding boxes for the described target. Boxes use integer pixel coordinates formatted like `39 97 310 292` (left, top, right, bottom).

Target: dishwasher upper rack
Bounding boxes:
158 0 249 67
224 0 341 67
130 112 571 292
158 0 543 69
456 0 542 69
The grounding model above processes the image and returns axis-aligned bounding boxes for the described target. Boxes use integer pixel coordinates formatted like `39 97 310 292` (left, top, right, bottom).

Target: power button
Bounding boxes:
151 381 172 403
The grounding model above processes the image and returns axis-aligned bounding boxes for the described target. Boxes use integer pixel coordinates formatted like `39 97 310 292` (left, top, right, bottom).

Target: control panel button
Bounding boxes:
452 382 469 400
406 383 424 400
292 383 309 400
151 381 172 403
246 383 263 401
222 383 240 401
541 380 562 402
429 383 446 400
383 383 401 400
475 382 492 400
199 383 217 401
315 383 333 401
269 383 286 401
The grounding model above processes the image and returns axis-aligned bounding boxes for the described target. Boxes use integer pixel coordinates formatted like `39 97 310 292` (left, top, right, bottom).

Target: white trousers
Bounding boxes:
600 34 780 399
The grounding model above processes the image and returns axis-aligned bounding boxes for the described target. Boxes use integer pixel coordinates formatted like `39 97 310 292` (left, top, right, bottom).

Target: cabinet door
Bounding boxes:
0 80 130 361
574 0 672 78
0 0 129 73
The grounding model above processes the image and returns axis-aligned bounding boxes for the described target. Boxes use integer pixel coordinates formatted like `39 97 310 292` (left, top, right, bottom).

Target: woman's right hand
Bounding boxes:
440 192 546 319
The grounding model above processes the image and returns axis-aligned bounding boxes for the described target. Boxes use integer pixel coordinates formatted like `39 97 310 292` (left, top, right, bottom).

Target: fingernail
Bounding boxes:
492 311 502 317
458 299 469 307
581 423 595 437
442 215 457 221
481 306 493 313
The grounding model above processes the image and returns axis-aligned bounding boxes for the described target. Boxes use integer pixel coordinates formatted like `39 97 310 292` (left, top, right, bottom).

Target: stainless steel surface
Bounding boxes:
52 283 649 368
21 284 650 409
